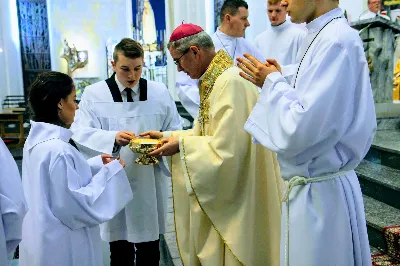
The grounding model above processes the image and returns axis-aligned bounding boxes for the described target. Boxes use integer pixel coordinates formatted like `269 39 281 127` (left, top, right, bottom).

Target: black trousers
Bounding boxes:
109 239 160 266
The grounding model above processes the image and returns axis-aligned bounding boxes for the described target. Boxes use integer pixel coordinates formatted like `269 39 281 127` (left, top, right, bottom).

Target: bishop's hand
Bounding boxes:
237 54 280 88
139 130 163 139
148 137 179 157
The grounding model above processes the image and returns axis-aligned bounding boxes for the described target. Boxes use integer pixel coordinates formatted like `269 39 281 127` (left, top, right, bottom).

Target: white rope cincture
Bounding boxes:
281 171 349 266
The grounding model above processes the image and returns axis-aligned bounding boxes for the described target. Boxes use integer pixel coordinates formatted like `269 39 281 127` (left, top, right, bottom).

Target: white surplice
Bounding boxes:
0 138 27 266
255 20 306 66
176 28 266 119
245 8 376 266
19 121 133 266
359 10 390 20
71 78 182 244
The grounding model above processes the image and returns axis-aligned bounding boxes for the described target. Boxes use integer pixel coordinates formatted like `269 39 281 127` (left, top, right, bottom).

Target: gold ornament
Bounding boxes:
198 50 233 135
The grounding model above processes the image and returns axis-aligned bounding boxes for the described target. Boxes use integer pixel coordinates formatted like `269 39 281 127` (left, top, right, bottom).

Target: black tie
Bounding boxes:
124 88 134 102
69 139 80 151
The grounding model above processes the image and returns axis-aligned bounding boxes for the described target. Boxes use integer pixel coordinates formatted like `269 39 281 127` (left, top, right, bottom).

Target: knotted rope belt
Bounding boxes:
281 171 350 266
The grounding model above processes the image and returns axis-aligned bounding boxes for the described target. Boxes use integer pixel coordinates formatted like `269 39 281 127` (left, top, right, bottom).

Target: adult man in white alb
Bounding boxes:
176 0 265 119
255 0 306 68
237 0 376 265
359 0 390 20
0 138 27 266
71 38 182 266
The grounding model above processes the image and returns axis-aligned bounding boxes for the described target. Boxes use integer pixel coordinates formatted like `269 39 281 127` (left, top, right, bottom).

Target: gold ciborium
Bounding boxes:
129 138 161 165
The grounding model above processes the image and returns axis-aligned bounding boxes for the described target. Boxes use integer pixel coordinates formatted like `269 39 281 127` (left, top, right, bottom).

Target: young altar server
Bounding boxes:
254 0 306 67
70 38 182 266
237 0 376 265
19 71 133 266
0 138 27 265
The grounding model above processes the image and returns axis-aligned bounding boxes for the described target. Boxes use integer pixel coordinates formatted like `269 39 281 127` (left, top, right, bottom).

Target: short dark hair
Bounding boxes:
220 0 248 22
113 38 144 62
28 71 74 126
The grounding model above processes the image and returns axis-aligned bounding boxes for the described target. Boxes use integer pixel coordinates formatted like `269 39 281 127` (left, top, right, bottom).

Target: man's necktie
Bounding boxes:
68 139 80 151
124 88 134 102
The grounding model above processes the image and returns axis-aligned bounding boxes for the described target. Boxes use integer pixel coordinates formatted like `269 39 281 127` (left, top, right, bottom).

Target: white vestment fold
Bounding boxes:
0 138 27 266
254 20 306 67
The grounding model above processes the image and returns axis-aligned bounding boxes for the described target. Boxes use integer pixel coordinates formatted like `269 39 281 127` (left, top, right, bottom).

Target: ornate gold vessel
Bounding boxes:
129 138 161 165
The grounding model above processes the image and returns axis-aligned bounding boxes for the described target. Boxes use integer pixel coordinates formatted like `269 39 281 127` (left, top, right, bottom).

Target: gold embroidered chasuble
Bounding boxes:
169 50 283 266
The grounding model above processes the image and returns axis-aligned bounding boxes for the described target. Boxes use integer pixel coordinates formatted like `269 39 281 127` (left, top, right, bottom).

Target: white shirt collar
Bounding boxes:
306 8 344 34
216 27 236 41
115 74 140 94
270 20 290 32
25 121 73 150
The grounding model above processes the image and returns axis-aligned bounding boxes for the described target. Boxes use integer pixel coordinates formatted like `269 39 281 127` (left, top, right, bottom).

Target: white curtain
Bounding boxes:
338 0 366 22
164 0 208 99
0 0 24 103
245 0 269 45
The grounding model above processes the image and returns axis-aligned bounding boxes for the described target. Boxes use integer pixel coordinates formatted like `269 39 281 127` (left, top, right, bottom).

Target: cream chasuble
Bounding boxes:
168 50 283 266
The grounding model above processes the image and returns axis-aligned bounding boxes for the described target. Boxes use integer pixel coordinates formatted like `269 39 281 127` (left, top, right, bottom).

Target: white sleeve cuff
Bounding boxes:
86 155 103 175
281 64 298 78
260 72 287 102
162 131 172 138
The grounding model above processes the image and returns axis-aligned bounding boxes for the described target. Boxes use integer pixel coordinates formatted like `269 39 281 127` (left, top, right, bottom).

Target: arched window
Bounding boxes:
17 0 51 98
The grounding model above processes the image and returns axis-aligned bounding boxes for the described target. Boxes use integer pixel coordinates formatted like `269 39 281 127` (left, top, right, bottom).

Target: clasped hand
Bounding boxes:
236 53 281 88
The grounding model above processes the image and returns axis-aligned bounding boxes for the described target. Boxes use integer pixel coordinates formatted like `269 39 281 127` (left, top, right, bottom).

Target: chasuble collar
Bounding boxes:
198 50 233 135
306 8 344 34
199 50 234 100
25 121 73 150
115 74 140 95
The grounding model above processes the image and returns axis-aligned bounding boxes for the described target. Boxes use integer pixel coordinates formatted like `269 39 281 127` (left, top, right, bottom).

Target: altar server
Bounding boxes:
71 38 182 266
176 0 265 119
238 0 376 265
19 71 133 266
255 0 306 67
0 138 27 266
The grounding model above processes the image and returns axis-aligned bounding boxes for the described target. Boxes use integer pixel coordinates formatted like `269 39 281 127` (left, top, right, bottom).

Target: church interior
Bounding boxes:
1 0 400 265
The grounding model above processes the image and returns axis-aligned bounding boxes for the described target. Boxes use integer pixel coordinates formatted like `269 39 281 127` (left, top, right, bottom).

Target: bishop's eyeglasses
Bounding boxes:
174 48 190 66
